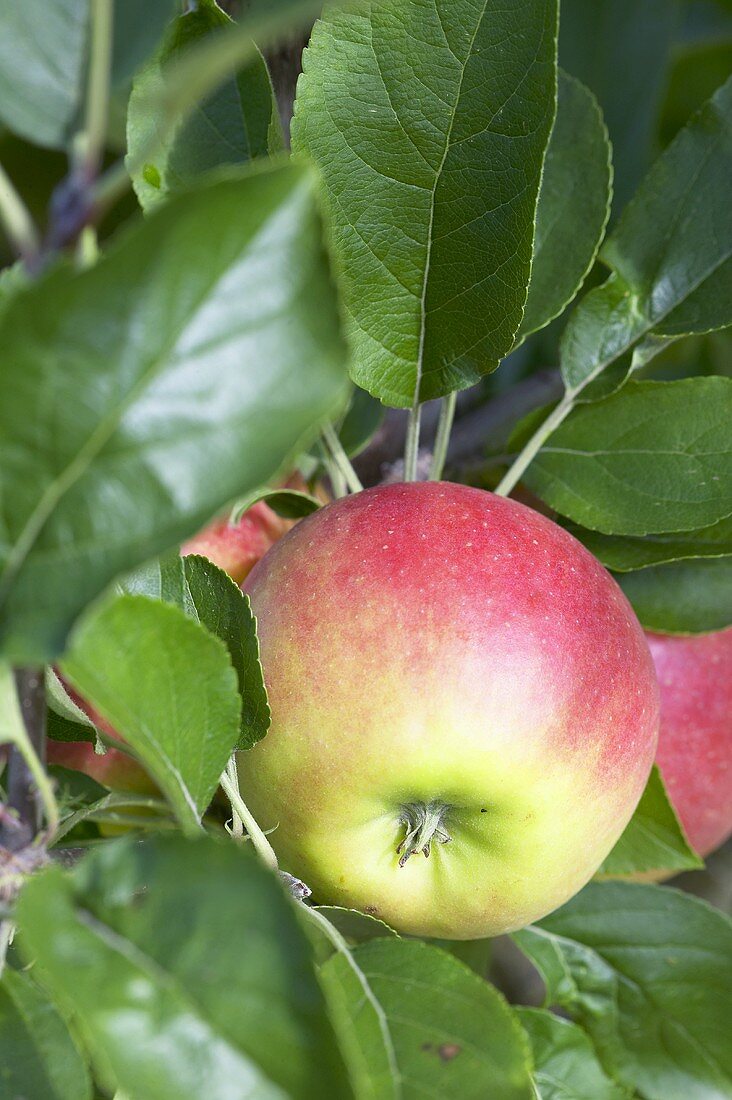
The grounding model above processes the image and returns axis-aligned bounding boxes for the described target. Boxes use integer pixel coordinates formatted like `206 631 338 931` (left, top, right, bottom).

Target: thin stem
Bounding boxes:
428 391 457 481
403 400 422 482
494 392 575 498
225 756 244 840
76 225 100 269
0 921 13 978
219 768 279 872
77 0 114 179
321 422 363 494
0 669 58 851
323 451 347 498
0 162 40 261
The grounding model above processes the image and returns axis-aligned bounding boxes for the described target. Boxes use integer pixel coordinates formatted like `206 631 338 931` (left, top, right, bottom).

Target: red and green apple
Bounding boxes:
238 482 659 939
646 627 732 859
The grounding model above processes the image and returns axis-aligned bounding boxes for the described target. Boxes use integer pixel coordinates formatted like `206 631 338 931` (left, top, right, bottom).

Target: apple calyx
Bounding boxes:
397 801 452 867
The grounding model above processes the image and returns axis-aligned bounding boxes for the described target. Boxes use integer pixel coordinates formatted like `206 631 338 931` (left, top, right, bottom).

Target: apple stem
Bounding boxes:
404 401 423 482
429 392 457 481
219 760 279 873
494 391 574 498
397 801 452 867
321 422 364 495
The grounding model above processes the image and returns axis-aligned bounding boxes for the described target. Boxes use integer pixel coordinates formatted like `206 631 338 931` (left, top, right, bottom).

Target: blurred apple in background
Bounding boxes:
182 474 327 584
646 628 732 859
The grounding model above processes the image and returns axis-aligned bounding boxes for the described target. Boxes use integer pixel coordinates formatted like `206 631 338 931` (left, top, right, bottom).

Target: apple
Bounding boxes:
47 678 156 796
238 482 659 939
646 628 732 858
181 501 292 585
182 475 328 584
47 739 157 796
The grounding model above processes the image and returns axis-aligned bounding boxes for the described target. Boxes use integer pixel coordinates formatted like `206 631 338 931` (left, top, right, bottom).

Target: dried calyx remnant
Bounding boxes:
397 801 452 866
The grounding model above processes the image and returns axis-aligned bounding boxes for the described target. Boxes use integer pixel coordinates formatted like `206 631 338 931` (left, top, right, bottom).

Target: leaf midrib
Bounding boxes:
0 188 293 609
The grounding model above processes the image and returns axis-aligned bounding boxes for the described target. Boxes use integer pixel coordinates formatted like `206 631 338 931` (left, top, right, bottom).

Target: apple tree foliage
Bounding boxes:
0 0 730 1097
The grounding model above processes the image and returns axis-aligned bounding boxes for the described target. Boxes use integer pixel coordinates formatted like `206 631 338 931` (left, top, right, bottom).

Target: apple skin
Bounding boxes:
47 739 157 796
182 475 328 584
239 482 659 939
181 501 291 585
47 679 156 796
646 628 732 859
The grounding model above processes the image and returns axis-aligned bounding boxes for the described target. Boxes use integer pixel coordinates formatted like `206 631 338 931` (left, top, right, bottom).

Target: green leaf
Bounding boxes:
597 765 703 878
513 882 732 1100
559 0 679 214
128 1 281 211
16 835 348 1100
524 379 732 536
566 514 732 571
0 162 348 664
517 1008 629 1100
121 553 271 748
231 488 321 522
60 595 241 831
301 906 399 1099
617 556 732 634
561 76 732 396
0 0 86 148
315 907 399 947
53 789 168 845
515 71 612 346
338 387 385 459
124 0 321 184
0 967 92 1100
111 0 178 88
292 0 559 406
322 938 534 1099
0 0 178 149
46 665 95 730
660 39 732 147
181 556 270 749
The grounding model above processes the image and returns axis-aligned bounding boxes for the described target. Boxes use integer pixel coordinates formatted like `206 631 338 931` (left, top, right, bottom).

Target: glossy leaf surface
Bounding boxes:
514 882 732 1100
0 163 348 663
16 836 348 1099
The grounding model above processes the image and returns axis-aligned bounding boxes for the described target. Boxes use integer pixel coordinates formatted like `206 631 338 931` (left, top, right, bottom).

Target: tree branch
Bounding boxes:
0 669 46 853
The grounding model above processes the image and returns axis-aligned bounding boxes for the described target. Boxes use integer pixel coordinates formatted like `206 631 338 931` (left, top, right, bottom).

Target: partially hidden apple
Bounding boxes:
239 482 659 938
182 475 327 584
47 680 156 796
181 501 291 585
646 628 732 859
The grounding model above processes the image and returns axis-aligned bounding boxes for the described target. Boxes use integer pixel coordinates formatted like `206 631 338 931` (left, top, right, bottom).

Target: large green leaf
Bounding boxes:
524 379 732 535
302 907 399 1099
0 162 348 664
515 71 612 346
559 0 679 214
0 0 178 149
292 0 558 406
0 0 87 148
123 0 321 185
517 1008 628 1100
566 514 732 571
122 554 271 748
617 556 732 634
561 76 732 396
16 835 348 1100
597 766 702 878
321 938 534 1099
60 595 241 830
513 882 732 1100
128 0 282 211
0 967 92 1100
